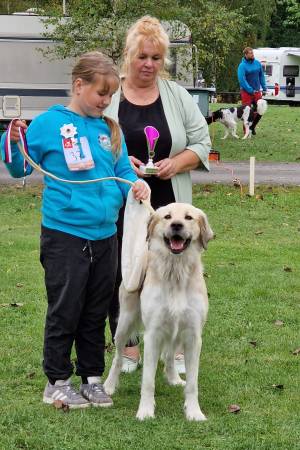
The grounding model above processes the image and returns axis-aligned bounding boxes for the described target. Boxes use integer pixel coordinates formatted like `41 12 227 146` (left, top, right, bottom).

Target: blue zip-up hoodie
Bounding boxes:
0 105 138 240
238 57 266 94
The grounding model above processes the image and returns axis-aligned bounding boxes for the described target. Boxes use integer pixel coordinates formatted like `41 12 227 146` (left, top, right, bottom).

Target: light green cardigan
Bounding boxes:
105 78 211 204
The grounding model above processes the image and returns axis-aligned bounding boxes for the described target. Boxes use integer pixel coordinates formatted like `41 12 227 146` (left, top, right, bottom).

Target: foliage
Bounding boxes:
40 0 248 87
266 0 300 47
0 0 61 14
0 183 299 450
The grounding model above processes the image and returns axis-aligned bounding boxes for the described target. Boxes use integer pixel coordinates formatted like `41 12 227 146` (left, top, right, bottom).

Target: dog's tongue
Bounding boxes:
170 239 184 251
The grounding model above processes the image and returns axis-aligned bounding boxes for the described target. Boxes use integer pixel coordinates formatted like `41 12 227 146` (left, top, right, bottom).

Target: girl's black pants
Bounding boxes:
40 225 117 381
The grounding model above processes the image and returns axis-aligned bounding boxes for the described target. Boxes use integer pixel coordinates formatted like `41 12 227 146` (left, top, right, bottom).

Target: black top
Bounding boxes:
118 95 175 210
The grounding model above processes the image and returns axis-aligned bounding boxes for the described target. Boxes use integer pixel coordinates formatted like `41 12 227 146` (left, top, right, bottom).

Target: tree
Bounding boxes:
266 0 300 47
41 0 247 90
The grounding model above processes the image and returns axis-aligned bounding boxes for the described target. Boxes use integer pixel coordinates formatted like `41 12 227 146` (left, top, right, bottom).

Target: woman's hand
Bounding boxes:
9 120 27 143
132 180 150 201
155 151 200 179
129 155 146 178
154 158 178 180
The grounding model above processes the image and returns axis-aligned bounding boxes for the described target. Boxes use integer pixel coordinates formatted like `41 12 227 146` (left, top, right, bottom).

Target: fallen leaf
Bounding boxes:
255 194 264 200
0 302 24 308
274 320 284 326
283 266 292 272
292 348 300 356
255 230 264 235
16 283 24 288
271 384 284 390
105 343 114 353
228 404 241 413
249 340 257 347
53 400 69 412
27 372 36 379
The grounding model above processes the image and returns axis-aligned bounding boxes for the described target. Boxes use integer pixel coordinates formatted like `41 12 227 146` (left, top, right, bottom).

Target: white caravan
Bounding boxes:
253 47 300 103
0 14 200 128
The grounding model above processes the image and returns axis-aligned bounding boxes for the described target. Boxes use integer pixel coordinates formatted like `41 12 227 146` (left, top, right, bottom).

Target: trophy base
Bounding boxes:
140 165 159 175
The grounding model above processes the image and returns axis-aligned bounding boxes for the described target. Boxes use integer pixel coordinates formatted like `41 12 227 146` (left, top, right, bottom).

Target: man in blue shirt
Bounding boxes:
238 47 266 135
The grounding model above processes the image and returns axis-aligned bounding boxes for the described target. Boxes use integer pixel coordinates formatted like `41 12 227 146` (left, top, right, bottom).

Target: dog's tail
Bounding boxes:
257 99 268 116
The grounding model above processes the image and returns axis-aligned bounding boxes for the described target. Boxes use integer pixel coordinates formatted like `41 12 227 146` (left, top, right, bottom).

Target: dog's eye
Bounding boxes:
185 215 193 220
164 214 171 220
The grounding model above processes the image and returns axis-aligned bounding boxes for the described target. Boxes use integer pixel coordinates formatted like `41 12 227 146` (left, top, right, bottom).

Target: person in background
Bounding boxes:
105 16 211 374
0 51 148 409
237 46 267 135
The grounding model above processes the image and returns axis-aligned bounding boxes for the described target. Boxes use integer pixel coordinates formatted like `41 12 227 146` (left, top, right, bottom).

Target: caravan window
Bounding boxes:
283 65 299 77
263 65 273 76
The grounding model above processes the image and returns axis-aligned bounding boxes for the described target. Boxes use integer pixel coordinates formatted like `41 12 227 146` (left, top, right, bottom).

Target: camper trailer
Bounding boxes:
254 47 300 104
0 14 73 130
0 14 209 131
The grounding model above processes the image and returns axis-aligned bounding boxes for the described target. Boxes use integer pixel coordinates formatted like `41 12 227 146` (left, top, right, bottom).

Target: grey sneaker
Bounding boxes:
43 379 90 409
80 383 113 407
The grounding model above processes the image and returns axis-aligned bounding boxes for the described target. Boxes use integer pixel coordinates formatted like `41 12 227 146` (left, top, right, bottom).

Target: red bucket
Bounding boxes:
209 150 220 162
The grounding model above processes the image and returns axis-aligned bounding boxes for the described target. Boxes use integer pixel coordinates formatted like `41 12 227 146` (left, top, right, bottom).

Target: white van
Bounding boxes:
253 47 300 103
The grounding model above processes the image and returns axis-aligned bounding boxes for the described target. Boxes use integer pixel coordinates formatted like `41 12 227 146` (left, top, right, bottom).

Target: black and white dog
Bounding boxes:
206 99 267 139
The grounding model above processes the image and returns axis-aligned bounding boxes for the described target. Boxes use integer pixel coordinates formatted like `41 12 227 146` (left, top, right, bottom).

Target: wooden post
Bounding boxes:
249 156 255 196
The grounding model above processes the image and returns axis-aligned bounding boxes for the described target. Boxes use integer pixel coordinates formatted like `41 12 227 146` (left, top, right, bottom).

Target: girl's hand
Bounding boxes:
129 155 146 178
154 158 178 180
132 180 150 201
9 120 27 143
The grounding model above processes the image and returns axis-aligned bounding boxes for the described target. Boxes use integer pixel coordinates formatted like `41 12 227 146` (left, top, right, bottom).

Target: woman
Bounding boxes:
105 16 211 373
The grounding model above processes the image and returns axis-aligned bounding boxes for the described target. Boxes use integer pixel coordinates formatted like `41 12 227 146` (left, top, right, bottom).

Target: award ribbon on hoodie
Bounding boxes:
60 123 95 171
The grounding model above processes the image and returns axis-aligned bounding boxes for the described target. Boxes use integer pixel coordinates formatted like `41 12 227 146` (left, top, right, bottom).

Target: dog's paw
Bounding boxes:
168 376 186 387
185 407 207 422
103 381 116 396
136 405 155 421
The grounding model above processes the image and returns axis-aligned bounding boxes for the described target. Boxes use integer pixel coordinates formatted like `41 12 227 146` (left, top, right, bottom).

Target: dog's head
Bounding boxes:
147 203 214 254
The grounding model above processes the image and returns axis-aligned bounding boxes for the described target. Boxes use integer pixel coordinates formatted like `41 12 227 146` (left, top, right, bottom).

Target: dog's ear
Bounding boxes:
146 213 159 241
197 212 214 250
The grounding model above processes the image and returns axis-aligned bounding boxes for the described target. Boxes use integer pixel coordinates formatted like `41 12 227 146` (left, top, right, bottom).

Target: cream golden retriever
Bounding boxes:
104 203 214 421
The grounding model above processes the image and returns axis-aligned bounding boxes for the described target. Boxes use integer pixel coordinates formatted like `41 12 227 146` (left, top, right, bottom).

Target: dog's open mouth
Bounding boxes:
163 235 191 254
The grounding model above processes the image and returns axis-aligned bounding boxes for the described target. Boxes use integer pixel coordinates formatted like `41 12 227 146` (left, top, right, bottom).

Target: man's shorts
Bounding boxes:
240 90 262 106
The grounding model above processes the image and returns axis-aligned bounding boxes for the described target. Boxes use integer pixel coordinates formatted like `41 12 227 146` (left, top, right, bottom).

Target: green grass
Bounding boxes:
0 185 300 450
209 103 300 163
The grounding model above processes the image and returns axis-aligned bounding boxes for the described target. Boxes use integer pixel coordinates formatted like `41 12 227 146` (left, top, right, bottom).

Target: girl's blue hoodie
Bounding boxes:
237 57 266 94
0 105 138 240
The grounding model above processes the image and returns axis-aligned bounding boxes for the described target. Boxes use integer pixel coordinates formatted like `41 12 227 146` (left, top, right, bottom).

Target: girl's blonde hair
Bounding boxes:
121 16 170 78
72 51 122 156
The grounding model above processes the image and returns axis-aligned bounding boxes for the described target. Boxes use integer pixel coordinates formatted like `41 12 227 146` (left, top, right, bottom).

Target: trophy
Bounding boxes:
140 126 159 175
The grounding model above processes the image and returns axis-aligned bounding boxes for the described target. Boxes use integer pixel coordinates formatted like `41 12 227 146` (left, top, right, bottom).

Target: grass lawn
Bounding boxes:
0 184 299 450
208 103 300 163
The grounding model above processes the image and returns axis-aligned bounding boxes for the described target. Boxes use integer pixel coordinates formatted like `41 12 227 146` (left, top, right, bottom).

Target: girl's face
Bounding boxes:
73 74 119 117
129 40 164 85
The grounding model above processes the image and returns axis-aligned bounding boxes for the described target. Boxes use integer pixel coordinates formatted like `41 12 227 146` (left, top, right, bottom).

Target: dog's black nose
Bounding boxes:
171 222 183 231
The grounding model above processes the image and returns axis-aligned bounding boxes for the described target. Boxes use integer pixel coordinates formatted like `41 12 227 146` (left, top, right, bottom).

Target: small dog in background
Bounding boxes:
206 98 268 139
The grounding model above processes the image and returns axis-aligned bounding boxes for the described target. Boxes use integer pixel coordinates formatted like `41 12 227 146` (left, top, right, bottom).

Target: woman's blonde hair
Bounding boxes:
72 51 122 156
121 16 170 78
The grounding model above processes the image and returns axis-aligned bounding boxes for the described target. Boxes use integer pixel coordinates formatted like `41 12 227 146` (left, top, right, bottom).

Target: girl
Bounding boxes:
1 51 149 409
